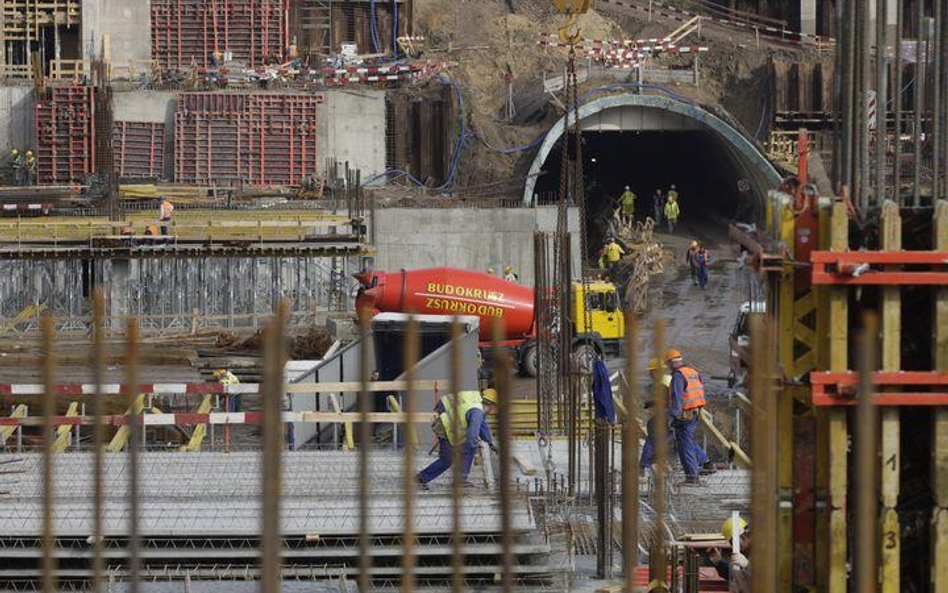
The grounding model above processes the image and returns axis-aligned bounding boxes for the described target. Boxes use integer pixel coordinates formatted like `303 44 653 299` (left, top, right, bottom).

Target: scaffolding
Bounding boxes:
0 0 82 80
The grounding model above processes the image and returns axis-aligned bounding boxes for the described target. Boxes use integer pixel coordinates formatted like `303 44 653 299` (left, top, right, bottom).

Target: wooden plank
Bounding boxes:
300 411 435 423
0 404 27 445
935 200 948 593
328 393 354 451
179 394 213 452
880 200 901 592
386 394 418 450
106 394 146 453
51 401 79 453
828 200 849 593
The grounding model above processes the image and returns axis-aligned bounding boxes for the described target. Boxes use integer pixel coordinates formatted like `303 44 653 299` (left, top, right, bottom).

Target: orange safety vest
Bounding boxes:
678 366 706 410
159 200 174 220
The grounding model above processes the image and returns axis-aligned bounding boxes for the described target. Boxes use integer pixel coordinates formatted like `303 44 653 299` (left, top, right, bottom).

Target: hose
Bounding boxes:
392 0 399 59
369 0 381 54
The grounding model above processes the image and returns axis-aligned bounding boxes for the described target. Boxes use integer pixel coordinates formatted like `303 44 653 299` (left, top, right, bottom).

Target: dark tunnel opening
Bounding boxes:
534 130 760 250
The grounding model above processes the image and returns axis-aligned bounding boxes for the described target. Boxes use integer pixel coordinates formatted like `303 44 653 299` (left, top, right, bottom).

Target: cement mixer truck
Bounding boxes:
354 267 625 376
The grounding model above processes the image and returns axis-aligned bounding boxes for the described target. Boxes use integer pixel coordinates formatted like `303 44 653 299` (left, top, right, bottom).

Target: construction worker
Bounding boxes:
416 389 497 486
686 241 700 286
144 225 160 237
24 150 35 185
487 266 496 276
603 236 625 273
503 265 519 282
639 357 711 476
618 185 636 226
694 244 712 290
667 183 679 203
707 516 751 592
652 188 664 225
664 194 680 233
665 348 706 483
10 148 23 185
212 368 241 411
158 196 174 236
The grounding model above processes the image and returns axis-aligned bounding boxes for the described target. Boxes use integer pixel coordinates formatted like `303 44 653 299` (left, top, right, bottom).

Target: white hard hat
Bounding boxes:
624 185 630 190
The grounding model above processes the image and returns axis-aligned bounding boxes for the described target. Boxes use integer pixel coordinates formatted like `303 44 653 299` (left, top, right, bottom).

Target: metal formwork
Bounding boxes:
33 86 96 184
114 122 165 179
174 93 321 187
150 0 288 70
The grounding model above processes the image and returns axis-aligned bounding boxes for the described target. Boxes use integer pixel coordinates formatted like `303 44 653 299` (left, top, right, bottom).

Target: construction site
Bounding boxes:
0 0 945 591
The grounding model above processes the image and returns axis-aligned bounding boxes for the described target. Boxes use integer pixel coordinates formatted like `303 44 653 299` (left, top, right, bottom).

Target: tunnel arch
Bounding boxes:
523 93 782 213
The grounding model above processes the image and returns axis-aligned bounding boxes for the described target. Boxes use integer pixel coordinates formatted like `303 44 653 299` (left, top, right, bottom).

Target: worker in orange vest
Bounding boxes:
665 348 706 483
158 197 174 236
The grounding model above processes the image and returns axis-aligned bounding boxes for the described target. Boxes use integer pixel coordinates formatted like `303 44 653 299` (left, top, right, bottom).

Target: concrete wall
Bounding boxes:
371 206 581 286
113 91 178 178
81 0 152 65
317 90 387 178
0 86 35 155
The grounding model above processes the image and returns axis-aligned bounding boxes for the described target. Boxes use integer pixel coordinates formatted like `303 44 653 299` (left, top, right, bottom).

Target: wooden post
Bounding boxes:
880 201 901 592
934 200 948 593
827 200 849 593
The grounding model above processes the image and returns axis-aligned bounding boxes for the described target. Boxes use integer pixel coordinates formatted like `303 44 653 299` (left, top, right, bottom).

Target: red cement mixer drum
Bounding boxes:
355 267 536 339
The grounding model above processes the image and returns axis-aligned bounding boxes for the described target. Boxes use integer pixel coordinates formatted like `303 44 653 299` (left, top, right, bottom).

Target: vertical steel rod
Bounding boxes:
622 313 639 590
750 315 777 592
92 290 105 593
914 0 926 206
854 313 879 593
493 318 514 593
876 0 889 202
401 315 418 593
125 318 141 593
894 0 904 203
858 0 872 209
449 318 464 593
841 0 857 192
261 302 287 593
650 320 667 584
41 314 56 593
358 310 372 593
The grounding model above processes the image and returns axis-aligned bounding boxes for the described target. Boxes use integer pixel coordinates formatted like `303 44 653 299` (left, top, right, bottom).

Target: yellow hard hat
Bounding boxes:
665 348 683 362
690 241 699 249
487 267 495 275
503 265 512 274
481 388 499 405
722 516 748 541
25 150 33 157
647 357 661 371
10 149 18 155
212 369 228 378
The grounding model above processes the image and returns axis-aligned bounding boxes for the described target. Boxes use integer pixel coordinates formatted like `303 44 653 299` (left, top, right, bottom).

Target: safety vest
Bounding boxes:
605 242 624 262
664 200 680 220
677 366 706 410
218 371 240 386
620 191 636 211
159 200 174 220
439 391 483 445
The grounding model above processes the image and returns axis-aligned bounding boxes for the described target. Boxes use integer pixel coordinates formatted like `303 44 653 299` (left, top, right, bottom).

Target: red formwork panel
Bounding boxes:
114 121 166 179
34 86 96 184
151 0 288 70
174 92 321 187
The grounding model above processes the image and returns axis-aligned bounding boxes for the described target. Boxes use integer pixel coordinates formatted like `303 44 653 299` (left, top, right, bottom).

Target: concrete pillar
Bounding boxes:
801 0 818 37
109 258 131 318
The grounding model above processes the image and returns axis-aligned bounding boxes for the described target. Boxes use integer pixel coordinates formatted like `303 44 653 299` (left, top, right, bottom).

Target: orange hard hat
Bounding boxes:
665 348 683 362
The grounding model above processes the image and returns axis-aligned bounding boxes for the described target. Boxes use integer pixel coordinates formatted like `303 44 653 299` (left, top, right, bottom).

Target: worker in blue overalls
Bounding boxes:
639 353 712 482
416 389 497 486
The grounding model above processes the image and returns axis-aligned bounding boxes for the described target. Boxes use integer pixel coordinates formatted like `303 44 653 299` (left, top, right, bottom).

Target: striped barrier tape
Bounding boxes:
320 65 420 76
322 74 419 85
0 379 441 396
596 0 835 48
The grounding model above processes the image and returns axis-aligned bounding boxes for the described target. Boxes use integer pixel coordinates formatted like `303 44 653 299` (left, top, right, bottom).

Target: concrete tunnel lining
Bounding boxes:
523 93 783 210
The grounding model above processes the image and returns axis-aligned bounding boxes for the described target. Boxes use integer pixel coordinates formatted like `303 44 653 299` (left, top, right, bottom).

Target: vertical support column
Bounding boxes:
934 200 948 593
880 201 901 592
827 201 849 593
800 0 817 36
814 199 832 589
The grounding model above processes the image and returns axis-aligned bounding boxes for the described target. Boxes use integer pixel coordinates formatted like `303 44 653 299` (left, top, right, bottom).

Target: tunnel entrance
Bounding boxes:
534 130 755 250
523 94 782 252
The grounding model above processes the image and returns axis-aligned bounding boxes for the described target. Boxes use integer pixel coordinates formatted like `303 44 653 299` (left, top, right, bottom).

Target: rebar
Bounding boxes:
125 318 141 593
41 314 56 593
894 0 904 202
401 315 418 593
914 0 926 206
854 313 879 593
876 0 889 203
493 318 514 593
261 302 287 593
358 310 372 593
649 320 667 584
449 319 463 593
91 291 106 593
622 314 639 590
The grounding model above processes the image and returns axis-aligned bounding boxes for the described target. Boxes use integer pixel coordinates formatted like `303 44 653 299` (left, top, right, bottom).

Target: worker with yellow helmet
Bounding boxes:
416 388 498 486
212 368 241 411
706 516 751 591
639 350 712 481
